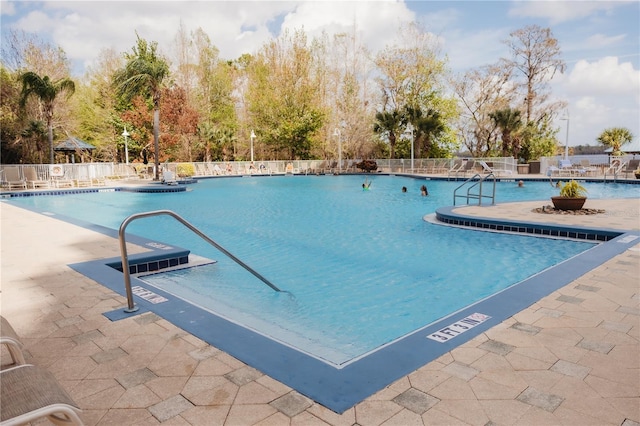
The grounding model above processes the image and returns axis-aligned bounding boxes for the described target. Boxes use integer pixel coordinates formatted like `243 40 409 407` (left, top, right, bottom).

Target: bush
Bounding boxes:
176 163 195 177
356 159 378 172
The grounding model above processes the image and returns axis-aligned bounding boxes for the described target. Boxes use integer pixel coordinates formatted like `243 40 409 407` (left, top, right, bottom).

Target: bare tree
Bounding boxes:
504 25 565 124
451 63 515 156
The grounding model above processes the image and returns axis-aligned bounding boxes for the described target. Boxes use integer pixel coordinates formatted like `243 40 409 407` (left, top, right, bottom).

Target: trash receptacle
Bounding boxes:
529 161 540 174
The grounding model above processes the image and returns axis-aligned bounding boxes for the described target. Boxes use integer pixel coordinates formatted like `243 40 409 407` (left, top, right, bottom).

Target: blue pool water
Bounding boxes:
8 177 638 364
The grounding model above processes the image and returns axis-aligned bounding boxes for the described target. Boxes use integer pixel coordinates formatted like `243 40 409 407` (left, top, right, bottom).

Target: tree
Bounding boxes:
504 25 565 125
373 109 403 159
246 29 325 160
451 63 514 156
597 127 634 156
489 108 523 159
403 105 446 158
18 71 75 163
113 35 170 180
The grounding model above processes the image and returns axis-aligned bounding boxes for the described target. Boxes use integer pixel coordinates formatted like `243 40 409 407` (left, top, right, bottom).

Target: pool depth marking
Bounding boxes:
426 312 491 342
131 286 169 304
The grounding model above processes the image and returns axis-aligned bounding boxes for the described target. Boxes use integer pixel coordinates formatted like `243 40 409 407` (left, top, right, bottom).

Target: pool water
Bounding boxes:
9 177 637 364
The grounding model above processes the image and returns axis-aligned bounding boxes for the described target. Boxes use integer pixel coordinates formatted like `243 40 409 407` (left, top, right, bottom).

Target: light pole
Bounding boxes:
250 130 256 163
405 123 414 172
333 128 342 173
560 113 569 160
122 127 130 164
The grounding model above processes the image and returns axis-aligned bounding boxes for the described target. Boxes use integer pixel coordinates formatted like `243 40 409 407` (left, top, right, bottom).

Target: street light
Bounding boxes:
122 127 130 164
250 130 256 163
560 113 569 160
333 128 342 173
405 123 414 172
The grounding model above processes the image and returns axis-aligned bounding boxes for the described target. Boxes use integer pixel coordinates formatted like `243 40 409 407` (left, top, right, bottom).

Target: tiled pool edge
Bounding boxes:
66 214 639 414
434 205 623 241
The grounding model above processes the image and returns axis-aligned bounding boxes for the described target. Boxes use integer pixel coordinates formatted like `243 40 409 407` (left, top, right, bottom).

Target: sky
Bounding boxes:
1 0 638 149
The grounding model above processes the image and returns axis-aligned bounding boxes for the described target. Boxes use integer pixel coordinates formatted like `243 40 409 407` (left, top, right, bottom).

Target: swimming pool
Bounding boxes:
6 176 639 412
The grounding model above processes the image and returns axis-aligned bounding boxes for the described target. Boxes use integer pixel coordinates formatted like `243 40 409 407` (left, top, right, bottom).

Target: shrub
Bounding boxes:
176 163 195 177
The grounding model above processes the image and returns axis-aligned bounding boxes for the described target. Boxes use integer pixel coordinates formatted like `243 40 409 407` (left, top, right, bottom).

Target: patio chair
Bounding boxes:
622 159 639 178
23 167 50 189
1 168 27 190
579 159 599 177
479 160 513 176
0 364 84 425
1 315 25 366
162 170 178 185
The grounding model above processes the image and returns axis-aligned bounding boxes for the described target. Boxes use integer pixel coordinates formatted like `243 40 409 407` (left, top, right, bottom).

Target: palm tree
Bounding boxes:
373 109 403 159
19 72 75 164
489 108 523 158
114 35 169 180
597 127 634 156
403 105 446 158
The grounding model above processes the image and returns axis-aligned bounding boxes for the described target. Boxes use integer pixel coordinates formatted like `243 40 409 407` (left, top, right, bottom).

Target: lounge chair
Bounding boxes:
479 160 513 176
1 364 84 425
49 165 74 188
1 315 25 366
1 168 27 190
162 170 178 185
579 159 599 177
622 159 639 178
23 167 50 189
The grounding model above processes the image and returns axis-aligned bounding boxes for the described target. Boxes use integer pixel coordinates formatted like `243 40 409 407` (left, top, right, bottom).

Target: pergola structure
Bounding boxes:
54 137 95 163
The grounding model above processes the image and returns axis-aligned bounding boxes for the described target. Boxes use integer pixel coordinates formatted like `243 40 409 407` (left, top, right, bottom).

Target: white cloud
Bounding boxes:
508 1 620 25
585 33 626 48
0 1 16 16
567 56 640 100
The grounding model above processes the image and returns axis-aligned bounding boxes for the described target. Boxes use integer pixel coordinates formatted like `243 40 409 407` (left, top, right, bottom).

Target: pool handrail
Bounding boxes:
453 173 496 206
118 209 282 313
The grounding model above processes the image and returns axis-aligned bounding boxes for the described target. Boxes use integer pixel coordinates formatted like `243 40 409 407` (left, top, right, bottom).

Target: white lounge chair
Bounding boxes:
479 161 512 176
162 170 178 185
1 315 25 366
23 167 50 189
0 364 84 425
1 168 27 190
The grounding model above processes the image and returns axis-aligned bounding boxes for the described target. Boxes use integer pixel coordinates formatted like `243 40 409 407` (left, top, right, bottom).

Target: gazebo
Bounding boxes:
54 137 95 163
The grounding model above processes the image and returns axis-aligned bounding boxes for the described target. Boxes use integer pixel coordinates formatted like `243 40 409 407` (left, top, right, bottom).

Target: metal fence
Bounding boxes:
3 155 636 190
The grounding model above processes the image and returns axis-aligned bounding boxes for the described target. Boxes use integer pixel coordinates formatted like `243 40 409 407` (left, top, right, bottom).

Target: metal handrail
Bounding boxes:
453 173 496 206
119 210 282 313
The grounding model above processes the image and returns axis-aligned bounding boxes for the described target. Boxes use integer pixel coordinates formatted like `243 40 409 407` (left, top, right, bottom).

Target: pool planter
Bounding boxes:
551 196 587 211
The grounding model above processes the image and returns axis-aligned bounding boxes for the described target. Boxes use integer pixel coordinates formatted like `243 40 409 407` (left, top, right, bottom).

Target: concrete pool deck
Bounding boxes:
1 197 639 425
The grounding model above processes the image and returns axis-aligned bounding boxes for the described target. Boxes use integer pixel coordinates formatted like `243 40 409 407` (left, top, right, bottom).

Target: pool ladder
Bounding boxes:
119 210 282 313
453 173 496 206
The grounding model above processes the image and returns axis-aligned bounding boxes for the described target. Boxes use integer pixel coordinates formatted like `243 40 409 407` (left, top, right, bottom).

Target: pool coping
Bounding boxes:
19 198 636 413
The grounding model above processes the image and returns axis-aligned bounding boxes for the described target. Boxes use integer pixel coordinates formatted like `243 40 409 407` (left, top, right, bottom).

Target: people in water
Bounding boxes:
362 178 372 190
401 186 407 193
518 180 524 187
420 184 428 196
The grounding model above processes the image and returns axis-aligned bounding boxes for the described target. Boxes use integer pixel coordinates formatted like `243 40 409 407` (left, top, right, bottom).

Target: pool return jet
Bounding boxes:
119 210 287 313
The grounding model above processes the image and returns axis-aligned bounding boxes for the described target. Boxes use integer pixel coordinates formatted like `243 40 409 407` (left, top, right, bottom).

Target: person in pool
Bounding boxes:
420 184 428 196
362 178 372 190
402 186 407 193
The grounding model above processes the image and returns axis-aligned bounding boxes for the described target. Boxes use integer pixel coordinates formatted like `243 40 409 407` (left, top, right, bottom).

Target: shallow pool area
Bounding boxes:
5 175 639 413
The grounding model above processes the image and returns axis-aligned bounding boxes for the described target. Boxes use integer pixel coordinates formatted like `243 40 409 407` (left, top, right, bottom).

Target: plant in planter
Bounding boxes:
551 180 588 210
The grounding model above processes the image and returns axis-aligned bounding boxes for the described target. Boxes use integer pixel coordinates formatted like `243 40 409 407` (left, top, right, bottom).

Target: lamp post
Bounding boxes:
333 128 342 173
122 127 130 164
250 130 256 163
560 113 569 160
405 123 414 172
